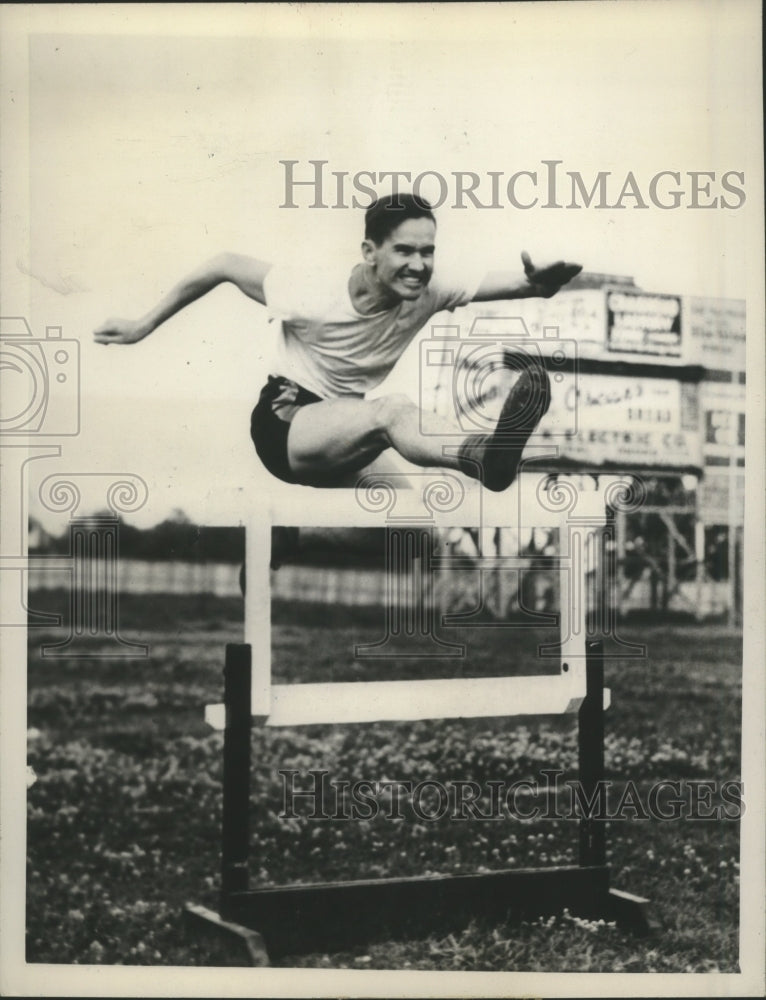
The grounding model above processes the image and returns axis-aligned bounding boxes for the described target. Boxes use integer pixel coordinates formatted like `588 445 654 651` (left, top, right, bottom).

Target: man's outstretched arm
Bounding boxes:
93 253 272 344
472 251 582 302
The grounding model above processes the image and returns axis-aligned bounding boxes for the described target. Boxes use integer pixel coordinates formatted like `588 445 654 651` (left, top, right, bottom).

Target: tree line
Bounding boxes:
29 510 245 564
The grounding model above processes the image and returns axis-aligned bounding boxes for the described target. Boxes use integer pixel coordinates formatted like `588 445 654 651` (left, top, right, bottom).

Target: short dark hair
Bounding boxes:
364 193 436 245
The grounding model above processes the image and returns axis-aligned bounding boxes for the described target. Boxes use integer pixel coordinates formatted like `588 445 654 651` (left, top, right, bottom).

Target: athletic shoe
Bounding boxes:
457 363 551 492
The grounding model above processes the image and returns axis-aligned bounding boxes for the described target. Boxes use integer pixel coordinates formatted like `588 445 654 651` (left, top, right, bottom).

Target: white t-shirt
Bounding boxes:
263 263 482 399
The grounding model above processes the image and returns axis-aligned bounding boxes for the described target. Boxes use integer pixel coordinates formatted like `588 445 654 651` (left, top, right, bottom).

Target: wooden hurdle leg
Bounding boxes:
579 639 655 934
185 644 270 966
578 639 607 868
221 643 252 903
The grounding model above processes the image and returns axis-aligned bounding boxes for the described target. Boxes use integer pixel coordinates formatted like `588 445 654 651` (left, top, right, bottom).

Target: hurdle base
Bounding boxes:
189 863 653 962
186 871 653 966
184 902 270 966
607 887 656 936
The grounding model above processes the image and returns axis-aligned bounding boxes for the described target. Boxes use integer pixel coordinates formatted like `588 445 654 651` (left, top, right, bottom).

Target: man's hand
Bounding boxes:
93 318 149 345
472 252 583 303
521 251 582 298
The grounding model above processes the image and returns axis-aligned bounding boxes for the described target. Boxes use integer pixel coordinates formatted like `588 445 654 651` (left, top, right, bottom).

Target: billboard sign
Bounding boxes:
462 289 607 357
542 373 702 469
682 296 745 372
698 472 745 526
606 290 682 357
700 380 746 466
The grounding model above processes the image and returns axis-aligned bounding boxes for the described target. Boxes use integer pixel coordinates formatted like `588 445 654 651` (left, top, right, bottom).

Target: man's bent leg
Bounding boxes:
287 368 550 490
286 395 459 485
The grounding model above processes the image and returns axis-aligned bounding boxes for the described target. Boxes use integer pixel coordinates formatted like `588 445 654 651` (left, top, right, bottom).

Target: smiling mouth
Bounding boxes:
401 275 425 286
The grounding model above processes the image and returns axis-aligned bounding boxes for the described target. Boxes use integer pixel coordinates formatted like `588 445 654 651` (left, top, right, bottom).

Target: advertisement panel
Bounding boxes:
606 289 683 357
682 296 746 371
542 372 702 469
462 289 607 357
700 380 746 466
698 472 746 525
462 288 746 374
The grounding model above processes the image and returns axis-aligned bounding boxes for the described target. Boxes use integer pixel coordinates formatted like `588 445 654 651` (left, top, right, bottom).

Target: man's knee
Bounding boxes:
372 394 417 436
375 393 417 430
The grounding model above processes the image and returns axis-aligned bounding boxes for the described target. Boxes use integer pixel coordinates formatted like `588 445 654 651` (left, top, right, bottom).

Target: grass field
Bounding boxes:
26 591 742 971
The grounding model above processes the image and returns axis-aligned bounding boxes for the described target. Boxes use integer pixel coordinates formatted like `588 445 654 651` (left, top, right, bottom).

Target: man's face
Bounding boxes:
362 217 436 301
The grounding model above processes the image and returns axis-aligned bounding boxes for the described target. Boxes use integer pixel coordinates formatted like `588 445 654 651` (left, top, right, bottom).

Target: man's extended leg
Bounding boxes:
287 366 551 490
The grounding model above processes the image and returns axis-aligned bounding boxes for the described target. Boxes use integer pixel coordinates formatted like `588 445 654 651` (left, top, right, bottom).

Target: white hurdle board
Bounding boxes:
201 472 614 729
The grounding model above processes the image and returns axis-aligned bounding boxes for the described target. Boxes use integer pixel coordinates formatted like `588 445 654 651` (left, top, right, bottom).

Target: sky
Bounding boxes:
2 1 762 530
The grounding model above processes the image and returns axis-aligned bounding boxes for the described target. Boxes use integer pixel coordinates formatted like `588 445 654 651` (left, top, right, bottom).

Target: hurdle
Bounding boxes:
185 471 652 964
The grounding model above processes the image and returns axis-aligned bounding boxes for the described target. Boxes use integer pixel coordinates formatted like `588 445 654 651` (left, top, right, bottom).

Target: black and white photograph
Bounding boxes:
1 3 764 996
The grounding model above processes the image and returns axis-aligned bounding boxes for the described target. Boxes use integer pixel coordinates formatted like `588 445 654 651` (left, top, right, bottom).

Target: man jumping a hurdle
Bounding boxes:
94 194 581 491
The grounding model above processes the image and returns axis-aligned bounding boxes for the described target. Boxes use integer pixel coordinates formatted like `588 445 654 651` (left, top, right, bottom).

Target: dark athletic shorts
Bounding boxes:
250 375 323 484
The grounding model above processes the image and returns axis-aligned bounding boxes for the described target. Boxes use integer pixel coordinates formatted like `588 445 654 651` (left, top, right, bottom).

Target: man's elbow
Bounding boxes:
208 252 236 284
